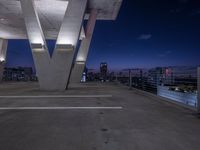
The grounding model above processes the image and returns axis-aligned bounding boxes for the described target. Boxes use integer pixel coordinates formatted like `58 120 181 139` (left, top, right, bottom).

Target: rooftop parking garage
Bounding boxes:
0 82 200 150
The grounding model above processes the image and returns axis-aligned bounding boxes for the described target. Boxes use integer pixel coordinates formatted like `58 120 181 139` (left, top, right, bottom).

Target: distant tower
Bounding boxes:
163 67 174 85
81 67 88 83
100 62 108 81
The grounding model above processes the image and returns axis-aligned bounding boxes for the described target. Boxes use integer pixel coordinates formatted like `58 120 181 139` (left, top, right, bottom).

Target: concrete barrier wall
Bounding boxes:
157 86 197 107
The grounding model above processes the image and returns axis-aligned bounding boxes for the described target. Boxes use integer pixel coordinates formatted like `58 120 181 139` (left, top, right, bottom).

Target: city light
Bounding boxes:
56 44 74 51
0 56 5 62
76 61 85 65
31 43 45 52
56 37 74 46
76 55 86 62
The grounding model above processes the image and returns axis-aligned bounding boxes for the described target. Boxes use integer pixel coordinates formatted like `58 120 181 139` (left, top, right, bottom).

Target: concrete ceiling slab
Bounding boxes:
0 0 123 39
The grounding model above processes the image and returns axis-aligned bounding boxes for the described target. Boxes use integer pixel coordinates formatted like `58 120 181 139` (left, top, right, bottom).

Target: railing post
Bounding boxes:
197 67 200 112
129 69 132 90
115 73 118 82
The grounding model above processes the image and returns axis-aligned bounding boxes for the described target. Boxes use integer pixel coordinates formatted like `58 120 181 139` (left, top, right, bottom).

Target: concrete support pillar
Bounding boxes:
69 9 97 84
0 39 8 81
20 0 87 90
197 67 200 112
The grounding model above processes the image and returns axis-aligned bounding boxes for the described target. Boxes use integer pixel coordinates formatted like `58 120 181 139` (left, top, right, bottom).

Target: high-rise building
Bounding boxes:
3 67 34 81
100 62 108 81
163 67 174 85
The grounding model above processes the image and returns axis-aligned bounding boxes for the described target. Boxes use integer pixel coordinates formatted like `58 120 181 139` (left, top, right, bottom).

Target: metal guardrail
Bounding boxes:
118 66 199 108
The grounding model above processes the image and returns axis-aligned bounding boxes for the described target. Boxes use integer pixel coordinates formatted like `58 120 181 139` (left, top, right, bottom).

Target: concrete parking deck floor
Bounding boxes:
0 82 200 150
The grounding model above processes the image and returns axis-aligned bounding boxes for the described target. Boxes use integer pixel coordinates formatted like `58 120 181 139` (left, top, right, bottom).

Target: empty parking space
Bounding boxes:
0 82 200 150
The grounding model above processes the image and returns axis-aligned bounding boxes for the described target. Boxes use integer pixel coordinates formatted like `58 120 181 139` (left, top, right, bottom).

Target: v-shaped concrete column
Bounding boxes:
20 0 87 90
0 39 8 81
70 9 97 84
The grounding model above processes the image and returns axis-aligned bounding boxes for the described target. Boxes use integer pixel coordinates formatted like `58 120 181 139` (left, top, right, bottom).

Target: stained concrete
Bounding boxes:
0 82 200 150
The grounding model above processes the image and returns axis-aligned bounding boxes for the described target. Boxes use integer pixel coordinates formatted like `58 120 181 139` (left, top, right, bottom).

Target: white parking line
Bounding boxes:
0 95 112 98
0 107 123 110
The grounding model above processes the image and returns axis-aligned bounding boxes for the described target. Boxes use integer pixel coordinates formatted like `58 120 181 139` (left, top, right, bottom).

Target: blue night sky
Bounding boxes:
6 0 200 70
